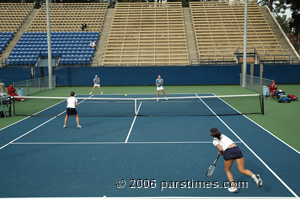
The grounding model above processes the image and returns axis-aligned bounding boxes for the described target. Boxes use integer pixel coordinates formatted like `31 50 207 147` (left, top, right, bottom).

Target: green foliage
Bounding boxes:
286 0 300 34
258 0 299 36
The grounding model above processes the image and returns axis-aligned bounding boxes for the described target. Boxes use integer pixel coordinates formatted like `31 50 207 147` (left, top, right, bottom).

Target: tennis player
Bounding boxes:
210 128 262 193
90 75 103 95
156 75 167 101
63 91 81 128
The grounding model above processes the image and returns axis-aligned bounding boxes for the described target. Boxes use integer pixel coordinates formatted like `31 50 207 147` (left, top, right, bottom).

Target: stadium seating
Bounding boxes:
101 2 189 66
0 3 34 32
190 0 289 63
0 32 14 55
6 32 99 66
26 3 107 32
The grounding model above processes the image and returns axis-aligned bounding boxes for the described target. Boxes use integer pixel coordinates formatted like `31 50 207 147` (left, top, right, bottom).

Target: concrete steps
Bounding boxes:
92 8 114 66
1 8 40 64
183 7 198 64
261 6 300 60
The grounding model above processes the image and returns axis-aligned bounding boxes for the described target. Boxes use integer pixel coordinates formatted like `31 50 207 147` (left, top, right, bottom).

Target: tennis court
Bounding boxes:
0 93 299 198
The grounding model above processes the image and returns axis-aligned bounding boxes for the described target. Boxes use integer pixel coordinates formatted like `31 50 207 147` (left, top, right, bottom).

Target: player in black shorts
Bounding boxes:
63 91 81 128
211 128 262 193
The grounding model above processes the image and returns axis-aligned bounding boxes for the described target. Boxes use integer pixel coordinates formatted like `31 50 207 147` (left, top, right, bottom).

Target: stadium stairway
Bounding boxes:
1 8 39 63
261 6 300 60
183 7 198 64
94 8 114 67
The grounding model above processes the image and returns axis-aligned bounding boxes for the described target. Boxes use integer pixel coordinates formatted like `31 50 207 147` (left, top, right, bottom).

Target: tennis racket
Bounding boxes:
206 154 220 178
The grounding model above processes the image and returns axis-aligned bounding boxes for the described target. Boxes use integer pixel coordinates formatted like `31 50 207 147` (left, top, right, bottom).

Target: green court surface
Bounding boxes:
1 84 300 151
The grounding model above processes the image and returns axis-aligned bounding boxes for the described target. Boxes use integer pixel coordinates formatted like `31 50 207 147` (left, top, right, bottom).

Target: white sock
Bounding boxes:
252 174 258 184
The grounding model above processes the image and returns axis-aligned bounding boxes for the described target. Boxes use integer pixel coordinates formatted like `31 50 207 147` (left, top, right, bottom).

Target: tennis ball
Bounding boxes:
125 94 127 96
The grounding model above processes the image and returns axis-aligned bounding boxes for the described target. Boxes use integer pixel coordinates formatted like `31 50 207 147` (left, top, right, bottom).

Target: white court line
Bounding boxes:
0 113 63 150
125 102 142 143
0 95 93 151
211 93 300 155
196 94 298 197
2 197 296 199
0 98 67 132
11 141 242 145
1 197 296 199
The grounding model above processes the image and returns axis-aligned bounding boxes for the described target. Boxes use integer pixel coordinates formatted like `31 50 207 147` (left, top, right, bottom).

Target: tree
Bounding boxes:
286 0 300 35
257 0 286 13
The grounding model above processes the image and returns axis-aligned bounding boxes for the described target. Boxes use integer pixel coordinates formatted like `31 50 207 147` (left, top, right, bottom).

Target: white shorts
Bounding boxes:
157 86 164 91
94 84 100 87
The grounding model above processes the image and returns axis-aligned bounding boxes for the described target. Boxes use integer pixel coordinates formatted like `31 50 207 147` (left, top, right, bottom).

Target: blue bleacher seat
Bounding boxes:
7 31 99 66
0 32 14 56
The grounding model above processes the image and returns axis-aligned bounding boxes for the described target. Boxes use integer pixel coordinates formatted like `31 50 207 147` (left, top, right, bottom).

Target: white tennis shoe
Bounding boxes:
89 92 92 95
228 186 238 193
77 125 82 128
256 174 263 187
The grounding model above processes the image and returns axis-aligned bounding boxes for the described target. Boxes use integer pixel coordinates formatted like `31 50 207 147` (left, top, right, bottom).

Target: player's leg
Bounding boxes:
224 159 238 192
98 85 103 94
161 89 167 97
235 157 253 176
224 159 235 185
75 114 81 128
90 86 96 94
64 114 69 128
236 158 262 187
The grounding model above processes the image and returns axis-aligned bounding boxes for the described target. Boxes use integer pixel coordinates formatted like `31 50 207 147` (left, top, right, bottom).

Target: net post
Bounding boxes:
39 77 41 92
12 97 15 116
27 80 29 96
135 99 137 115
260 94 264 115
261 94 264 115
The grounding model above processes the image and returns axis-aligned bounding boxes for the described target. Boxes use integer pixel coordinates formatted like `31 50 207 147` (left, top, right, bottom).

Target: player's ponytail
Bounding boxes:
210 128 221 140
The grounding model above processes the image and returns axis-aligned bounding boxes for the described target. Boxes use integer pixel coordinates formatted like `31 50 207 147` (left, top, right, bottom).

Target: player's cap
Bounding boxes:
273 81 276 83
70 91 75 96
210 128 218 133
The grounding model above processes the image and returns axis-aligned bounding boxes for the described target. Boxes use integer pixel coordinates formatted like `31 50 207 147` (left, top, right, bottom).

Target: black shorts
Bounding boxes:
223 146 243 161
66 108 77 116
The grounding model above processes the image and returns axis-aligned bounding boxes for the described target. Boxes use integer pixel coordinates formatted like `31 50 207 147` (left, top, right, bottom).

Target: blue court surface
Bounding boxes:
0 94 299 198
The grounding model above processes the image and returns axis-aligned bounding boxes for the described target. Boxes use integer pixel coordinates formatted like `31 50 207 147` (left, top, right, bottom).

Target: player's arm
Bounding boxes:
156 80 158 87
75 100 78 107
215 144 223 155
160 80 163 85
98 78 100 84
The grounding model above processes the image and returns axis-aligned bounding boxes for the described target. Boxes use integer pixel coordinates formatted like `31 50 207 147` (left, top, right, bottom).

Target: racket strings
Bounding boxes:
206 164 216 177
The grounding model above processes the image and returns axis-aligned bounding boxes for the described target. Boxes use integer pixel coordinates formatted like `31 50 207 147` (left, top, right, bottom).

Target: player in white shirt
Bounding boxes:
63 91 81 128
90 75 103 95
210 128 262 193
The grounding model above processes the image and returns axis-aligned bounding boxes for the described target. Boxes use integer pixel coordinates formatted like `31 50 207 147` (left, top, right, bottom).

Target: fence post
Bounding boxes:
27 80 29 96
39 77 41 92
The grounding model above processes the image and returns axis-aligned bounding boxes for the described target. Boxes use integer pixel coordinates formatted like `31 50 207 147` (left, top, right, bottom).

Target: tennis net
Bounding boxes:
12 94 264 117
241 74 273 94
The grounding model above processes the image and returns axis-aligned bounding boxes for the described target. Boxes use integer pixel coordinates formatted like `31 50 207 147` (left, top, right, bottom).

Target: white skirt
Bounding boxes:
94 84 100 87
157 86 164 91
